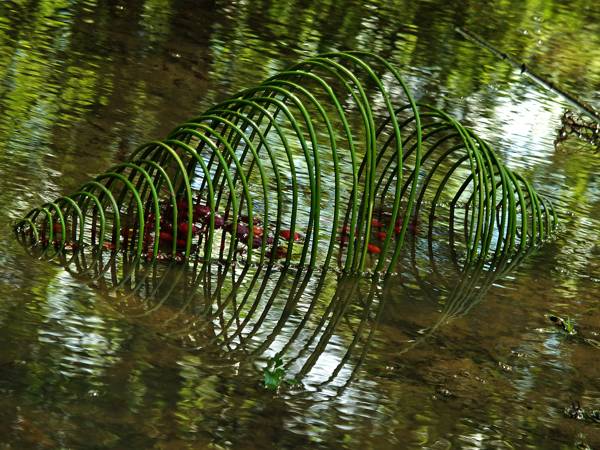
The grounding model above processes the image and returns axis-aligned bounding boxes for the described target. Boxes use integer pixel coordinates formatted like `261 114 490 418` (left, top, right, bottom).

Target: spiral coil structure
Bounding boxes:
15 52 557 275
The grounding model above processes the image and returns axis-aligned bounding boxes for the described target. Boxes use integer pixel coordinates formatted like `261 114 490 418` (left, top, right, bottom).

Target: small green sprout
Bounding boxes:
548 308 598 336
263 353 293 390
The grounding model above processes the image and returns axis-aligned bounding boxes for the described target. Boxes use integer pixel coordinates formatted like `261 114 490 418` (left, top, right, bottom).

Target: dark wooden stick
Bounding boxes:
456 27 600 125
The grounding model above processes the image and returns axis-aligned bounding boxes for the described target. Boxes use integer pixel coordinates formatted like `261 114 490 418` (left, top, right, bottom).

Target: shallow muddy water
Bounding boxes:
1 0 600 449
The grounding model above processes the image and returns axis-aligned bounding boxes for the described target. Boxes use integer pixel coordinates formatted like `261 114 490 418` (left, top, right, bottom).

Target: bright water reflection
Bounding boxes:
2 0 600 449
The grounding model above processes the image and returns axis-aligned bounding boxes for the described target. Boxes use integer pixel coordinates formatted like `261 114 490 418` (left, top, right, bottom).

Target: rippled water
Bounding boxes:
1 1 600 449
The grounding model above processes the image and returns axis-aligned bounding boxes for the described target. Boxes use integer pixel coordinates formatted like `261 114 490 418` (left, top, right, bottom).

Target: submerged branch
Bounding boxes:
456 27 600 125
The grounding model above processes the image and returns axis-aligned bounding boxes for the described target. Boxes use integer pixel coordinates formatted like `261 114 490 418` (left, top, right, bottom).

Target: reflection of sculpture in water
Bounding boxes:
17 239 387 388
384 213 546 359
16 191 552 391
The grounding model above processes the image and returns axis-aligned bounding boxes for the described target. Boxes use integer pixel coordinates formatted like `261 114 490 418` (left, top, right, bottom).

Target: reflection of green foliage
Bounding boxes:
61 65 105 116
206 0 600 108
141 0 173 43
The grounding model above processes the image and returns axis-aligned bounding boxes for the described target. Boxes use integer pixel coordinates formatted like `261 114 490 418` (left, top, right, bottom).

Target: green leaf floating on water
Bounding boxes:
264 368 287 390
263 353 292 390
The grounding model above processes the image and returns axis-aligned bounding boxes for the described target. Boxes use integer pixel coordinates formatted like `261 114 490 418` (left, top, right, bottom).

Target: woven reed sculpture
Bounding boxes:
15 52 557 276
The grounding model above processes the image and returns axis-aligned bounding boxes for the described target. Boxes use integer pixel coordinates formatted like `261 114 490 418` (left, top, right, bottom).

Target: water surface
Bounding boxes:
1 0 600 448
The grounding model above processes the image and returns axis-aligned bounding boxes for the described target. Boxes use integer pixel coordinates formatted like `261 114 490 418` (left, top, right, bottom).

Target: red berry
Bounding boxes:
339 235 352 244
367 244 381 254
239 215 260 225
212 215 224 229
178 222 200 234
281 230 302 242
251 236 264 248
102 242 117 251
193 205 211 217
271 245 287 259
225 222 248 237
159 232 173 243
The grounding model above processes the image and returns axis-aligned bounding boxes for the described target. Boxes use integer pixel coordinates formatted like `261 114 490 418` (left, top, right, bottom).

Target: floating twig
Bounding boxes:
555 111 600 153
456 27 600 125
